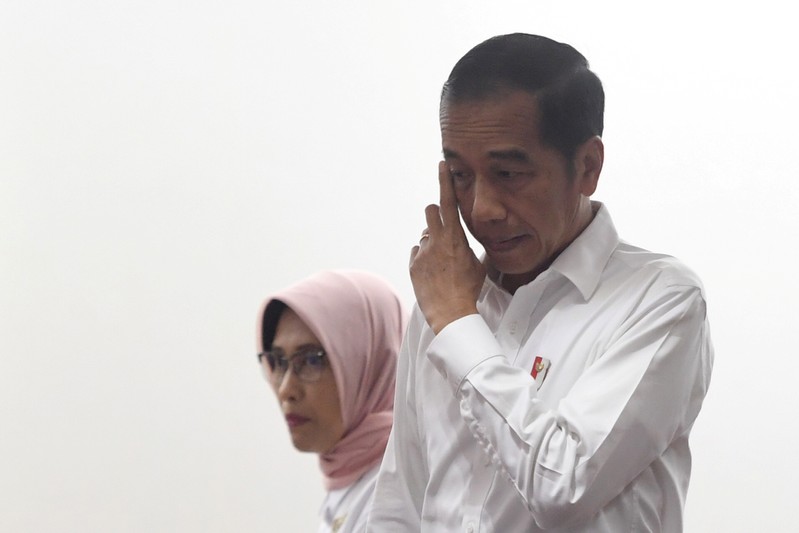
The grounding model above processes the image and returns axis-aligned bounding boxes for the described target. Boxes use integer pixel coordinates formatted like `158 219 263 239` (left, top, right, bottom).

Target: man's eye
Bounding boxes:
449 169 472 184
494 168 533 182
496 169 523 179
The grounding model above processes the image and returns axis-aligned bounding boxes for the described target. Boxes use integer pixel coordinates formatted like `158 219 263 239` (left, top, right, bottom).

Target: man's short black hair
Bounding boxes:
441 33 605 161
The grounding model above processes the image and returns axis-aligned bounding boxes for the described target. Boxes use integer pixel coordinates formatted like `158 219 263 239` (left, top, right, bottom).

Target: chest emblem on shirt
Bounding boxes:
331 514 347 532
531 356 551 389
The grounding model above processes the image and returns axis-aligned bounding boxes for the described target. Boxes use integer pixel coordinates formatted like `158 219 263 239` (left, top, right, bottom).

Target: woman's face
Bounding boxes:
267 307 345 454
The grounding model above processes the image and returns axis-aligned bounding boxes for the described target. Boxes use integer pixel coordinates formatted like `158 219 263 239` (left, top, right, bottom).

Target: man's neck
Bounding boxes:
492 201 600 295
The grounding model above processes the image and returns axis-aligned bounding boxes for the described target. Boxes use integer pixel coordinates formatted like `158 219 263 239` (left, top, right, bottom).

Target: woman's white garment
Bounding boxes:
317 465 379 533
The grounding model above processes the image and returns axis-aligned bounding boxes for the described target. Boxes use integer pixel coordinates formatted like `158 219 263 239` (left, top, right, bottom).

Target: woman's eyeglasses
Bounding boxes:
258 347 328 385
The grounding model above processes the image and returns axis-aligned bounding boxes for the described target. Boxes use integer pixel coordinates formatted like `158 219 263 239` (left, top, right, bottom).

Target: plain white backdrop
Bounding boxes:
2 1 797 531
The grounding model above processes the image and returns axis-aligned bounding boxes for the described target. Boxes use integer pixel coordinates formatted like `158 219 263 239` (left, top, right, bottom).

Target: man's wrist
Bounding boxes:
429 305 479 335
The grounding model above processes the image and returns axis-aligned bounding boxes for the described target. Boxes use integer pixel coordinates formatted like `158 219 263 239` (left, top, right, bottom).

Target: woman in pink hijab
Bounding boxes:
257 270 407 533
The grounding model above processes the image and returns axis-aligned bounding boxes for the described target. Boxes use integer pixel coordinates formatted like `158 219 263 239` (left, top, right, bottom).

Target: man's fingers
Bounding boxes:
409 245 420 267
424 204 443 234
438 161 461 227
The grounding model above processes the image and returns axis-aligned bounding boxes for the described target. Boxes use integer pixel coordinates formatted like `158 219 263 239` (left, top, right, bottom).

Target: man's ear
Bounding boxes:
574 135 603 196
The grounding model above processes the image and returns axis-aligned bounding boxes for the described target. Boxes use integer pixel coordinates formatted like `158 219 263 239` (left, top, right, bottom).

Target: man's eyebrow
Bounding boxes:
441 148 530 162
487 148 530 162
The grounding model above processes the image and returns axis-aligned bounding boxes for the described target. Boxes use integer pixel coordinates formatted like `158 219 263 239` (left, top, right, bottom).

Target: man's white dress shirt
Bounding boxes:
367 204 714 532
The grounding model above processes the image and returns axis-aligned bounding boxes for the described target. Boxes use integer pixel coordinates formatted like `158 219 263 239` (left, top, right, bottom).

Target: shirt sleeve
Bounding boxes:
426 280 713 529
366 307 428 530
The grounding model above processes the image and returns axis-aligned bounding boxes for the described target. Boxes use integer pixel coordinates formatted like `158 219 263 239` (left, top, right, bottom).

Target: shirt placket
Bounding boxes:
460 277 551 532
497 276 550 367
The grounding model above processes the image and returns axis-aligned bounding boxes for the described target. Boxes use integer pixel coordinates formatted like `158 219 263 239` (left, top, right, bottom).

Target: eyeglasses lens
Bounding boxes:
261 349 326 384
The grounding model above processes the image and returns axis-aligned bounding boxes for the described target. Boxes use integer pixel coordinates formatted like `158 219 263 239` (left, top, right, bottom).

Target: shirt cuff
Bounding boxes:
426 314 504 392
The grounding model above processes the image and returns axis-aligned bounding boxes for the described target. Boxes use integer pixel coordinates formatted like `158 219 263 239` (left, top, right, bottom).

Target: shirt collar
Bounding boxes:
549 201 619 301
481 202 620 300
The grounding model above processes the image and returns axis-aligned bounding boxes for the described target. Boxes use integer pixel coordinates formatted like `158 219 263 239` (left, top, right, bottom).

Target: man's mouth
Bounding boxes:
482 234 527 253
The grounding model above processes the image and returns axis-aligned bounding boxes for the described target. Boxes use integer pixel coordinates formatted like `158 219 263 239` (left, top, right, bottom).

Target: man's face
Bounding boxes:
440 90 598 289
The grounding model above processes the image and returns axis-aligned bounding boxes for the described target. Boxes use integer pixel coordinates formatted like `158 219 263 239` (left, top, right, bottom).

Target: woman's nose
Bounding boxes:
276 367 303 402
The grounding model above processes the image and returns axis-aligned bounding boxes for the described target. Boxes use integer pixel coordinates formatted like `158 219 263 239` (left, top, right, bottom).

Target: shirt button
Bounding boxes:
466 523 475 533
460 399 470 412
509 320 518 334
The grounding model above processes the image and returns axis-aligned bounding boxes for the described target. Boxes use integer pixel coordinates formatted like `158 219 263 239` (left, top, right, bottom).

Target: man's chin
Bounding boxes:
484 255 542 288
484 253 533 276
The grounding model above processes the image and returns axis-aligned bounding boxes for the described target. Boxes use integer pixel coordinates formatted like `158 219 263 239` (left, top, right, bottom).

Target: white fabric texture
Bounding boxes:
368 204 714 532
318 465 380 533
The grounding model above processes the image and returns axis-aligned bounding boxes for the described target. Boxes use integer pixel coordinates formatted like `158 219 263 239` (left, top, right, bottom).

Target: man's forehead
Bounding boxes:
440 91 539 128
440 92 542 153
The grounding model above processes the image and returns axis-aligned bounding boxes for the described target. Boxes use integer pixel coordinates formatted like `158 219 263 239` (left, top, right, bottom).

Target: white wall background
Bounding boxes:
2 1 797 531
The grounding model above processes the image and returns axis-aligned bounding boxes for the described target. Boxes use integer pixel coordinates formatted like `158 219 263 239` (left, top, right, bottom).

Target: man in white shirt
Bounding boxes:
367 33 713 532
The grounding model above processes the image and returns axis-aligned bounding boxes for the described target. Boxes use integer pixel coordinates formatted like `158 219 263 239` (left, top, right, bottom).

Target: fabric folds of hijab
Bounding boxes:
259 270 407 491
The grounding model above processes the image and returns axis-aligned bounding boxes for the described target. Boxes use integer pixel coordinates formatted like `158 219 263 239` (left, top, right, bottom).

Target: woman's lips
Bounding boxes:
285 414 310 428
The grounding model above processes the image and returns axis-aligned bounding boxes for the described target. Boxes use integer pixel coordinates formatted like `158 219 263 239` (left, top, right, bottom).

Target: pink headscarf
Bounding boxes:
258 270 407 490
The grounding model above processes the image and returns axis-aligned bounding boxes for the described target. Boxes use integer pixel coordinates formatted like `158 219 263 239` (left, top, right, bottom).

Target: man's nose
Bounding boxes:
471 178 506 223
